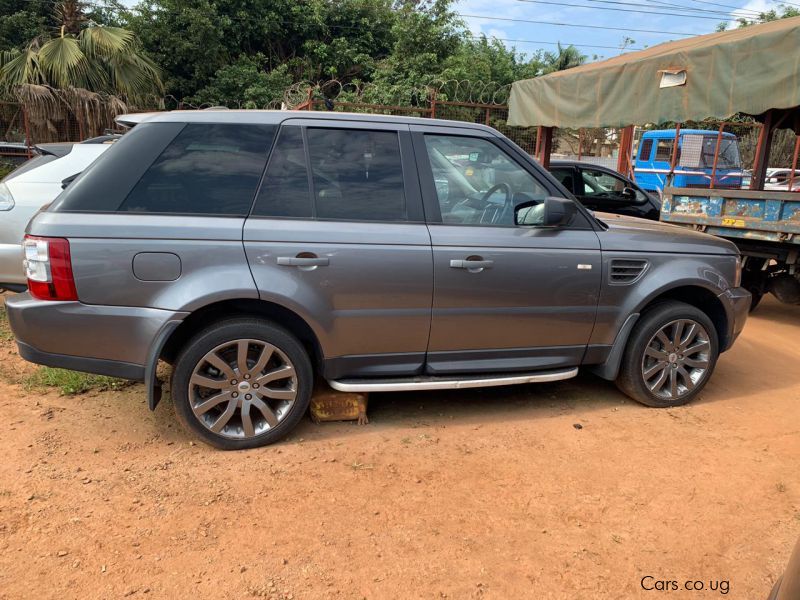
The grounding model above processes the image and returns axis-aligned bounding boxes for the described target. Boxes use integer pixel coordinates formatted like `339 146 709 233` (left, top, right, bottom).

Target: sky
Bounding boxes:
456 0 786 61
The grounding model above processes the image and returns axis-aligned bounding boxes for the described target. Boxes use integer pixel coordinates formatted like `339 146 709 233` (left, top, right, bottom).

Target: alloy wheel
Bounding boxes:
189 339 298 440
641 319 711 401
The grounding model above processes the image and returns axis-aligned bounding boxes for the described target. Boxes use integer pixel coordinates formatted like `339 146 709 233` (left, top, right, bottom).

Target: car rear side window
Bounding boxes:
253 126 407 222
308 128 406 221
118 123 276 215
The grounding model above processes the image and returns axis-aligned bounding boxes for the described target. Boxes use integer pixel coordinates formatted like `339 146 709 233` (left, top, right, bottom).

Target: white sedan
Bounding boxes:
0 137 116 290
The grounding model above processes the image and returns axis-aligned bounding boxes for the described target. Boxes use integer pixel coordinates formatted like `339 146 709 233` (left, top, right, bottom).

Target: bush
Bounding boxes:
0 161 15 179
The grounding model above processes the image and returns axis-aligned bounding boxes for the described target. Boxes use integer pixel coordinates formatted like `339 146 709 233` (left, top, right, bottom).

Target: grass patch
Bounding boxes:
0 304 13 342
23 367 129 396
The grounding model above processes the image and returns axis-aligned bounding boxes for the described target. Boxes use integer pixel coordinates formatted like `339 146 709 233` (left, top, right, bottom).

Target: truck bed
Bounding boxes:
661 187 800 245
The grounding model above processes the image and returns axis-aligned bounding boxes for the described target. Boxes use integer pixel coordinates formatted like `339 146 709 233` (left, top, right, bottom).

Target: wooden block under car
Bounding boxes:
310 382 369 425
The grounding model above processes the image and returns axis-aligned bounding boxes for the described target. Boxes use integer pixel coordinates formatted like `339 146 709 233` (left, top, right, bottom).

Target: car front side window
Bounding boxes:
423 134 548 226
581 168 648 204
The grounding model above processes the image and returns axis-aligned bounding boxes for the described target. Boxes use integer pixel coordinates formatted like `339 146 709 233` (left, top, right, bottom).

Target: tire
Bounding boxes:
616 301 719 408
171 318 313 450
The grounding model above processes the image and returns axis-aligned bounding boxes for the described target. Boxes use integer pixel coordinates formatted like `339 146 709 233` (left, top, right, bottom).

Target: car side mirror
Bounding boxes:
621 186 636 199
514 196 577 227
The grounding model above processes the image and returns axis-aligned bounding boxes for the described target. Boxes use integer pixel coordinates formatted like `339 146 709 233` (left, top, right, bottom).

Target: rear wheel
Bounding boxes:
616 301 719 408
171 318 313 450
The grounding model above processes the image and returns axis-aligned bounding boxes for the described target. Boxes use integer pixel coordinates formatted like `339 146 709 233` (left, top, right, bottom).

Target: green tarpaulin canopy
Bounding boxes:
508 16 800 130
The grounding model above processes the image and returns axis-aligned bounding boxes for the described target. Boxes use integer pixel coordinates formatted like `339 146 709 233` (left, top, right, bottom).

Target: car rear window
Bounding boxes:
3 154 59 181
52 122 276 215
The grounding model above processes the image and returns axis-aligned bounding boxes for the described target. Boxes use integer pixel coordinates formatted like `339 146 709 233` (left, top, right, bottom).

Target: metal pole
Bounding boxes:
22 105 32 159
616 126 634 177
484 107 490 126
539 127 554 169
666 123 681 189
709 124 724 190
751 111 775 190
788 135 800 192
534 126 542 160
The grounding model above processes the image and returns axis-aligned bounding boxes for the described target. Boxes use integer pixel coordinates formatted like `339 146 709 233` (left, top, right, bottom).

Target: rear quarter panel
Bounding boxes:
27 212 258 311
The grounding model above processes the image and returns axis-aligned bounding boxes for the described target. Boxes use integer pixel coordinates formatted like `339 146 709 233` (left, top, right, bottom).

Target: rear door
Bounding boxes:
244 119 433 380
412 126 601 375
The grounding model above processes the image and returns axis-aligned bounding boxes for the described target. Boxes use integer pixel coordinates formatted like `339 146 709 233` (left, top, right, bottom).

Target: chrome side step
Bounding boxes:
328 367 578 393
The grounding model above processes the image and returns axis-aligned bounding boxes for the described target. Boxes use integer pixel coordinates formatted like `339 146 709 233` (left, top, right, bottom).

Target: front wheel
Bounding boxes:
616 301 719 408
171 318 313 450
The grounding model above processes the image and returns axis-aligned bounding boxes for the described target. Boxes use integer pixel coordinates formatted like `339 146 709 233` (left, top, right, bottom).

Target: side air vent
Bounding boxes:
609 258 648 284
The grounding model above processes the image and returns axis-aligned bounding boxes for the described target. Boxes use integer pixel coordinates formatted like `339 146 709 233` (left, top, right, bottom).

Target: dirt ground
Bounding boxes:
0 298 798 600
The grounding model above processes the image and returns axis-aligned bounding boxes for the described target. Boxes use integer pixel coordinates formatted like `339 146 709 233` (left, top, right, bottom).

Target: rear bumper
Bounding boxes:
16 341 145 380
6 292 187 380
719 286 751 351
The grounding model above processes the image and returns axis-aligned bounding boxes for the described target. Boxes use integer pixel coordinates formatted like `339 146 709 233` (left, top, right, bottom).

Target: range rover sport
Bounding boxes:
6 111 751 449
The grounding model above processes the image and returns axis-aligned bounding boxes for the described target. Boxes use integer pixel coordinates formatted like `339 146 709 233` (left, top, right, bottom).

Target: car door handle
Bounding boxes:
450 259 494 269
277 256 329 267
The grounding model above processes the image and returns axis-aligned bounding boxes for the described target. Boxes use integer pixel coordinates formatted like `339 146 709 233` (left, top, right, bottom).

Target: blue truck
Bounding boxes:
634 129 743 196
661 187 800 308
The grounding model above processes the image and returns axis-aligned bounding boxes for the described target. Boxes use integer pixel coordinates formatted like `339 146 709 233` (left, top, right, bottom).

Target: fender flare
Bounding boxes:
145 319 182 410
589 312 640 381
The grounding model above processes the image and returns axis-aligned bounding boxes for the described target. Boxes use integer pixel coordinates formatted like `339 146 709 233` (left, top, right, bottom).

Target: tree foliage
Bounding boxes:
120 0 583 107
0 1 162 105
717 4 800 30
1 0 590 109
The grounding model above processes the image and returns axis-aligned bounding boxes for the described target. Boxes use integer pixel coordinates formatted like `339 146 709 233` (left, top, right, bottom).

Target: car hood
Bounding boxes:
595 212 738 255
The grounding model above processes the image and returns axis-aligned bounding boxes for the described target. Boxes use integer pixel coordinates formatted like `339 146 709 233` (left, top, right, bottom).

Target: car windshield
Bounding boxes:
700 137 741 169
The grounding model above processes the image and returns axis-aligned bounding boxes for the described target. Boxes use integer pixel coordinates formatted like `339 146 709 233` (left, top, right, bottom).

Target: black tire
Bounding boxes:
171 318 313 450
616 301 719 408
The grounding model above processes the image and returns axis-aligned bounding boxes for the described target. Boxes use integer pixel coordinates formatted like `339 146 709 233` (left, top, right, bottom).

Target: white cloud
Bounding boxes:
732 0 772 19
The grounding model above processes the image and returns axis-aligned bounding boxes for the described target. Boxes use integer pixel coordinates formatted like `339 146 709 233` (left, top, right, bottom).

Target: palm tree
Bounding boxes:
0 1 162 142
543 43 587 73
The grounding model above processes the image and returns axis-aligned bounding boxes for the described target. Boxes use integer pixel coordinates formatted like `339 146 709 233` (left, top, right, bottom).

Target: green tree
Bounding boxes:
441 36 545 85
717 4 800 30
0 1 162 104
0 0 52 51
124 0 397 100
542 42 587 73
192 56 292 107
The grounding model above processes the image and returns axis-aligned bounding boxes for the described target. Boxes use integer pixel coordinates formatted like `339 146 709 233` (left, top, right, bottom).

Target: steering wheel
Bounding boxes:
479 183 513 224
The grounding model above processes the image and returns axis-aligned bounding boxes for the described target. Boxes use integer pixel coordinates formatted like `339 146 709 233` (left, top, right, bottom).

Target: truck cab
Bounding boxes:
634 129 743 195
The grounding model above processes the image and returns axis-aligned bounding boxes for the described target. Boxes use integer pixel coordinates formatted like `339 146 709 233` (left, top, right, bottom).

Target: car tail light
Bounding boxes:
23 235 78 301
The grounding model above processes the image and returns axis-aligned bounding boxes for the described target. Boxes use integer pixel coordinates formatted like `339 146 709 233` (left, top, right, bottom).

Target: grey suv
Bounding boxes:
6 111 751 449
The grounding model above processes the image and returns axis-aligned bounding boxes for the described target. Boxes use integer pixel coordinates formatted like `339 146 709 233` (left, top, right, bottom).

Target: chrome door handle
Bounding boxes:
277 256 329 267
450 259 494 269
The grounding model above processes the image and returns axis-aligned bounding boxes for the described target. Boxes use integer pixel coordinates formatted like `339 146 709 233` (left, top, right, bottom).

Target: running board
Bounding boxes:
328 367 578 393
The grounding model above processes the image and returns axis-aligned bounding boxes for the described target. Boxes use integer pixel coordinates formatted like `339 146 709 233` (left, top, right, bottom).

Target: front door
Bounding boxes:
575 166 656 219
412 128 602 375
244 120 433 380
